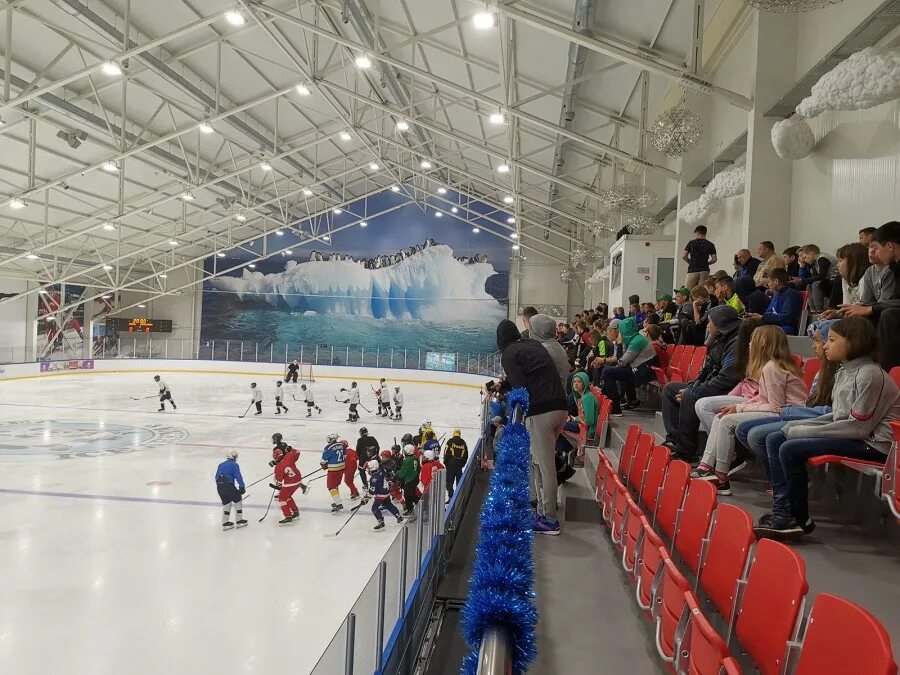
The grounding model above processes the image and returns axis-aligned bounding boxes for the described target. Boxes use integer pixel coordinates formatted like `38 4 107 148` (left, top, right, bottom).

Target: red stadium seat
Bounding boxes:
733 539 809 675
594 396 612 447
679 593 740 675
618 424 642 480
698 504 755 620
611 479 630 549
673 479 717 577
803 357 820 392
650 365 669 387
793 594 897 675
621 499 647 578
655 459 691 541
595 454 614 520
798 290 810 334
627 432 655 494
669 345 686 378
639 445 670 518
686 346 707 382
891 367 900 389
791 354 803 370
635 522 666 613
652 551 691 663
882 423 900 521
670 346 695 383
722 657 742 674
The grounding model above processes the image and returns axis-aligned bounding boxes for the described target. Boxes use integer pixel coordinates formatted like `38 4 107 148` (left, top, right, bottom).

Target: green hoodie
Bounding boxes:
396 454 420 484
573 371 599 437
618 317 649 352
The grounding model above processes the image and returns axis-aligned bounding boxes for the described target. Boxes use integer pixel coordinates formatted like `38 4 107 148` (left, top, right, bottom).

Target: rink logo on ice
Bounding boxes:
0 420 188 461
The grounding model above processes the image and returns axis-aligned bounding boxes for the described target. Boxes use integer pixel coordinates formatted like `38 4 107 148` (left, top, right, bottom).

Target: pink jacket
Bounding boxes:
728 378 760 399
736 362 808 413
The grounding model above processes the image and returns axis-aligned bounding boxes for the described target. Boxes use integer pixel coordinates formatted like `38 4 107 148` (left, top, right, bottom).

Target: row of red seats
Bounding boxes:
594 424 897 675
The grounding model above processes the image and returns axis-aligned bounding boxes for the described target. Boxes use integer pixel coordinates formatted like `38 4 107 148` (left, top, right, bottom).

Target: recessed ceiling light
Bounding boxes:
234 213 247 222
390 185 400 192
503 195 514 204
355 54 372 69
102 161 118 173
102 222 116 230
437 187 447 194
198 122 215 134
285 249 293 255
420 160 432 169
451 207 458 213
303 189 313 197
45 315 56 321
360 221 368 227
490 111 509 125
248 263 256 269
396 120 410 132
295 83 310 96
473 11 495 30
435 211 443 218
333 208 342 215
217 252 226 257
102 265 113 270
322 235 330 241
275 230 284 236
510 233 518 239
472 227 480 233
339 131 352 142
101 61 122 76
8 198 25 209
259 161 273 171
225 9 245 26
169 239 179 246
511 244 520 250
138 304 146 308
497 163 510 174
181 191 195 201
507 217 516 224
101 294 111 299
159 273 168 278
26 253 38 260
39 289 48 294
369 163 379 171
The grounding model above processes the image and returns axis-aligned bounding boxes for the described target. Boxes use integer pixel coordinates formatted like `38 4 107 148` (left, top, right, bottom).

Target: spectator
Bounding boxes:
746 268 802 335
859 226 877 245
674 287 689 308
645 324 670 368
691 325 807 495
796 244 839 311
735 248 761 280
530 314 570 391
714 275 744 313
556 371 598 464
682 225 718 289
601 317 659 416
702 276 720 305
828 243 871 308
753 240 781 287
678 285 711 346
628 301 641 321
754 317 900 540
612 306 626 321
840 238 896 318
496 320 568 536
596 303 609 319
662 305 742 462
591 320 621 386
628 294 640 307
735 275 770 315
854 221 900 369
783 246 801 278
490 415 506 450
520 306 538 339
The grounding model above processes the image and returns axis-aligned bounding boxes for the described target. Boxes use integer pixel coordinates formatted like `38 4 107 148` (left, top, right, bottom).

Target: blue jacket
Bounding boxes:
368 469 393 499
763 287 802 335
321 442 346 471
423 439 440 454
215 459 245 489
736 257 761 279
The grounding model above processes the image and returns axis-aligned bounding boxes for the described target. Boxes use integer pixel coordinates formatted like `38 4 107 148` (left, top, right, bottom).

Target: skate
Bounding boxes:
373 521 385 531
158 407 165 412
290 512 299 521
278 516 294 525
301 484 310 495
235 519 248 528
306 411 312 418
254 411 262 416
222 521 235 530
283 408 289 413
331 503 344 514
350 493 361 501
275 410 281 415
346 417 354 422
396 515 404 524
171 403 177 410
316 407 322 414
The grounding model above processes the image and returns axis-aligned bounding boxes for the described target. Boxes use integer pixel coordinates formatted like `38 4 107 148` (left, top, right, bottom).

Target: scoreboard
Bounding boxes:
106 317 173 333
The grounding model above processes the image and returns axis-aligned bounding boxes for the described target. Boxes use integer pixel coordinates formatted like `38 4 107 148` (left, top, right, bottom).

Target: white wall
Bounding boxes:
794 0 887 77
703 194 746 274
0 278 36 362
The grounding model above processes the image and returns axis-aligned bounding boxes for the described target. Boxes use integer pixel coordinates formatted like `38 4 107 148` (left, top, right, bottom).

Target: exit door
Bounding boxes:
654 256 674 298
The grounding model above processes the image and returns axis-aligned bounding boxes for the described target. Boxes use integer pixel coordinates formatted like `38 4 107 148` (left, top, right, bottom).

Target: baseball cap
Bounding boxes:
656 293 673 302
674 287 689 296
491 415 504 424
607 319 621 330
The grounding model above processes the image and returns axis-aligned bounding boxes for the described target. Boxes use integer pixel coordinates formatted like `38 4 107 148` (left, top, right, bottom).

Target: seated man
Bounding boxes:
746 268 802 335
734 248 760 280
590 320 621 386
662 306 741 462
678 286 712 346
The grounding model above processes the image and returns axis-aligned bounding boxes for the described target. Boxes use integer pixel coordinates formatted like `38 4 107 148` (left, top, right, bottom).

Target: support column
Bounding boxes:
25 282 38 362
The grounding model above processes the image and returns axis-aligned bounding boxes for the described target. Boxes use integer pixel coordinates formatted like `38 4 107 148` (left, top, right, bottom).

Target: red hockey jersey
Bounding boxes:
420 460 445 491
275 448 302 488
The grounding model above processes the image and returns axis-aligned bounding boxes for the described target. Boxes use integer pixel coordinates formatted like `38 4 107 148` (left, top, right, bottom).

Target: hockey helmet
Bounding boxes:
391 444 401 454
351 381 358 387
394 386 400 391
367 459 380 472
379 449 394 461
380 378 385 383
301 384 307 390
403 444 415 456
225 449 239 460
153 375 160 381
250 382 257 388
453 429 461 437
359 427 368 436
401 433 413 445
272 446 285 462
423 430 435 442
422 418 432 428
276 380 282 386
422 450 435 462
272 432 283 444
340 440 349 449
326 432 339 443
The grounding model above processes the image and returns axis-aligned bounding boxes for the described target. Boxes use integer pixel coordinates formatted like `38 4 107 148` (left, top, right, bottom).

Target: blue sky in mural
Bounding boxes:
200 188 513 356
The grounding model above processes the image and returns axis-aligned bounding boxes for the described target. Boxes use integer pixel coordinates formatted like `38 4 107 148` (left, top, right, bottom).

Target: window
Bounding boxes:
611 252 623 289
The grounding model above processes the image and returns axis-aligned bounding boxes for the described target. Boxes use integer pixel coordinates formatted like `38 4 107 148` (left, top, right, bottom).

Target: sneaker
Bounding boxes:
690 465 715 479
533 516 561 536
222 521 234 530
373 521 385 531
235 519 248 528
713 478 732 496
757 513 775 527
800 519 816 534
727 459 748 477
611 408 624 417
623 400 641 411
753 515 806 541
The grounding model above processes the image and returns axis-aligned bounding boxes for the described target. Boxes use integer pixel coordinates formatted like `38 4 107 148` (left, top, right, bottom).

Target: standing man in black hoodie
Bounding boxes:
661 305 742 462
497 320 569 536
355 427 380 489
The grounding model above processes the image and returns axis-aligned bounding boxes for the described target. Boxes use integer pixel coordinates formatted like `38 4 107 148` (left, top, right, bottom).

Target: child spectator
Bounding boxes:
645 324 669 370
678 285 712 346
754 317 900 540
612 306 626 321
655 294 677 320
556 371 598 463
591 320 621 386
796 244 840 311
714 275 744 313
629 302 643 324
692 325 807 495
746 268 802 334
783 246 801 279
832 242 871 307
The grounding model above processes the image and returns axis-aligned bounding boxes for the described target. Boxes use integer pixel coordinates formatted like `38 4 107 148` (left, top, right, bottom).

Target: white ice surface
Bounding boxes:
0 372 482 675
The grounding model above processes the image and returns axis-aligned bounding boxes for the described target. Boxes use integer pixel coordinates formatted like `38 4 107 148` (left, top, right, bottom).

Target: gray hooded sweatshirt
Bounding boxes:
529 314 569 391
783 357 900 453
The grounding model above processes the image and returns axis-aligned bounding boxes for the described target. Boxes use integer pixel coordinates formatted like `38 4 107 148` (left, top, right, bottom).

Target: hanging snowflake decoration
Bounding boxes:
598 184 657 214
560 268 573 284
537 305 564 318
509 271 522 280
588 217 614 238
623 210 659 235
570 247 594 270
744 0 844 12
650 103 704 158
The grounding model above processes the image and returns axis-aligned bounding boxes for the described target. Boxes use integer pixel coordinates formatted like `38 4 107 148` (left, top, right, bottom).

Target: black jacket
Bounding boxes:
497 320 567 417
873 260 900 319
687 305 741 398
356 435 380 464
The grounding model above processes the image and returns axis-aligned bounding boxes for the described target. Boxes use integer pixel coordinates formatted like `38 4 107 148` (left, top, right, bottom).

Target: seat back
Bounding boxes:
686 346 707 381
618 424 642 478
803 357 821 392
792 354 803 370
677 345 695 373
621 500 646 576
682 593 734 675
656 459 691 541
735 539 809 675
654 553 691 661
627 432 655 494
636 523 665 612
890 367 900 390
639 445 670 517
795 593 897 675
595 396 612 444
671 345 686 376
674 479 717 576
611 480 630 547
699 504 755 620
798 290 810 334
595 455 613 506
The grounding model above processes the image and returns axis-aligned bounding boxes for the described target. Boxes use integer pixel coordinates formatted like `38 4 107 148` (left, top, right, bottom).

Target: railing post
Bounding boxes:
180 339 184 358
315 344 319 365
165 340 168 359
418 349 422 369
346 346 349 366
376 347 379 368
404 349 407 369
399 525 409 616
344 613 356 675
390 348 394 368
285 343 288 365
225 340 229 361
331 345 335 365
269 344 273 362
375 560 387 667
255 342 258 362
240 342 244 362
300 344 304 363
361 347 365 368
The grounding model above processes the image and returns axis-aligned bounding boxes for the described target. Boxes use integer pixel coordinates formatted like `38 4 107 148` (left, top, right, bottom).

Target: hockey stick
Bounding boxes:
258 490 276 522
130 395 158 400
358 402 372 413
324 502 364 537
246 471 274 489
237 403 254 419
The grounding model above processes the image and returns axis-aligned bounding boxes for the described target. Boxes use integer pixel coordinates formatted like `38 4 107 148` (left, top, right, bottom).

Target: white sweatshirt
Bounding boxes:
251 387 262 402
393 391 404 406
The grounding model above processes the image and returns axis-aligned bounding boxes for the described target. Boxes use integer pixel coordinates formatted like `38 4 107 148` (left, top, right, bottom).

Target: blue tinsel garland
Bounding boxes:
460 387 537 675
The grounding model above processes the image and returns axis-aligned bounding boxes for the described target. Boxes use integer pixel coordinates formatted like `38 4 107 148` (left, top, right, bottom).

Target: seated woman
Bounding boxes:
600 317 659 415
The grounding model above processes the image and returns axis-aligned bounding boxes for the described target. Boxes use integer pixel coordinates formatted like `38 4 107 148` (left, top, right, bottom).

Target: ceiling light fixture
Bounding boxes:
259 161 273 171
275 230 284 236
234 213 247 222
511 244 520 250
102 265 113 270
102 222 116 230
39 289 48 294
339 131 352 142
503 195 514 204
248 263 256 269
473 11 496 30
420 160 432 169
138 304 146 308
355 54 373 69
303 188 313 197
333 208 343 215
169 239 179 246
435 211 443 218
369 163 379 171
181 191 195 201
390 185 400 192
102 294 112 299
101 161 118 173
295 83 311 96
472 227 480 233
285 250 293 255
497 163 511 174
360 221 368 227
26 253 38 260
322 235 330 241
507 217 516 224
8 198 25 209
225 9 245 26
510 233 519 239
217 252 226 258
489 111 508 125
437 187 447 194
451 207 458 213
198 122 215 134
396 120 410 132
101 61 122 76
159 273 168 278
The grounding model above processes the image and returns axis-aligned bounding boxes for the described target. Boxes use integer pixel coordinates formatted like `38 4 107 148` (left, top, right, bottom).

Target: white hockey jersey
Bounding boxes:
303 387 315 404
251 387 262 403
379 386 390 403
393 391 404 406
349 387 360 404
157 380 170 394
274 384 285 401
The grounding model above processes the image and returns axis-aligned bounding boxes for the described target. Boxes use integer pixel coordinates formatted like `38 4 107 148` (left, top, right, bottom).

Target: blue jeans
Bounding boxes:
735 406 832 482
765 432 884 524
556 420 580 455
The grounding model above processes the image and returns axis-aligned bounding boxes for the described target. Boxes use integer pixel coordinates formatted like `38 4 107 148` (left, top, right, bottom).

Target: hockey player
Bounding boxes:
215 450 246 530
443 429 469 501
420 449 445 495
377 378 392 417
356 427 380 489
154 375 176 412
321 432 347 513
393 386 404 420
286 360 300 384
396 444 421 516
300 384 322 417
340 382 361 422
340 439 361 500
367 459 403 531
270 445 303 524
250 382 262 415
270 432 309 493
414 419 433 446
274 380 289 415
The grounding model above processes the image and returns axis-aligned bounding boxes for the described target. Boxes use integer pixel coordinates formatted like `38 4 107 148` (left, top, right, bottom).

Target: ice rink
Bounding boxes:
0 369 483 675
